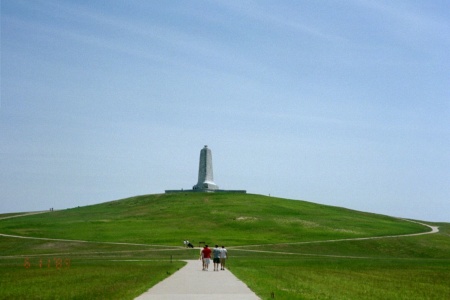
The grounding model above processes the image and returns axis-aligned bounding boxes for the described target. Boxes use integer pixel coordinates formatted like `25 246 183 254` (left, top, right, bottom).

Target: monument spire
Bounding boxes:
193 145 219 191
164 145 246 194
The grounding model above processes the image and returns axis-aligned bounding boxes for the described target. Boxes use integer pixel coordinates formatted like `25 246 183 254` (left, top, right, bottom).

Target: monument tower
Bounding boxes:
164 145 246 194
193 145 219 191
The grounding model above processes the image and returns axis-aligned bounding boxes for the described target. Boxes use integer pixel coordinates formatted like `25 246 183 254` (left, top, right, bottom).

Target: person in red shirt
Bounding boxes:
201 245 212 271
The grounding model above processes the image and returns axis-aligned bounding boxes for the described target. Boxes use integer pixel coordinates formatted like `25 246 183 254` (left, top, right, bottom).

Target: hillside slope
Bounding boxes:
0 193 427 246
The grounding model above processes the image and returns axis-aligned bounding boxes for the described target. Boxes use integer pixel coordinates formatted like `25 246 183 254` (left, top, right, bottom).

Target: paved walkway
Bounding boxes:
134 259 260 300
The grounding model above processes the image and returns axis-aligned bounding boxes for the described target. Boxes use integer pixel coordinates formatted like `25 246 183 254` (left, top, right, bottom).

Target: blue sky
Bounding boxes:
1 0 449 221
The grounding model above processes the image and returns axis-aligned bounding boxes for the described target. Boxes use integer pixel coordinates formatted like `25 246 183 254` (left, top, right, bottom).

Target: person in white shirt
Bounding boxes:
220 245 228 270
199 247 205 270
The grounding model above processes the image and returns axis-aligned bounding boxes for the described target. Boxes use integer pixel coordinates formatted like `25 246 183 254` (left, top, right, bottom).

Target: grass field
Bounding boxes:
1 193 449 299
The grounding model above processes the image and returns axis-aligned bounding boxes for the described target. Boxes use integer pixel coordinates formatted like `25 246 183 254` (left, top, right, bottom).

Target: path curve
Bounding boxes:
0 211 49 220
0 232 183 249
0 216 439 251
0 212 183 249
0 214 439 299
230 219 439 249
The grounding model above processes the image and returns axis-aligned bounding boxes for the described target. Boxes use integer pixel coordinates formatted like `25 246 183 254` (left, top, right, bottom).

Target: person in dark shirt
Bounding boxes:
213 245 221 271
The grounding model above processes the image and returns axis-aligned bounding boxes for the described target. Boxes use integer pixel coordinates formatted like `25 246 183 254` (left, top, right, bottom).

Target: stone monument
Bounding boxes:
193 145 219 191
165 145 246 194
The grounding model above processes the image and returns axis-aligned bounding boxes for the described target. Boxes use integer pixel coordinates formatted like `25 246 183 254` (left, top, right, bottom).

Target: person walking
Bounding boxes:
220 245 228 270
199 247 205 270
212 245 221 271
201 245 211 271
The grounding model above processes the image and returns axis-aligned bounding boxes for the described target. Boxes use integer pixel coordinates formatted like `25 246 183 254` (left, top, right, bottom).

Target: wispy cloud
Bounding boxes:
212 0 347 43
352 0 450 43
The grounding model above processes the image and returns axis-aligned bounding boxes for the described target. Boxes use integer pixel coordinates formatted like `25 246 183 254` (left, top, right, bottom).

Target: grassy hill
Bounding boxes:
1 193 449 299
0 193 428 245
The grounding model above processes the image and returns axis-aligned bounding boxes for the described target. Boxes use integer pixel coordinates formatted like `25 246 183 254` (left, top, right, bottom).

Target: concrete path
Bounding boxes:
134 259 260 300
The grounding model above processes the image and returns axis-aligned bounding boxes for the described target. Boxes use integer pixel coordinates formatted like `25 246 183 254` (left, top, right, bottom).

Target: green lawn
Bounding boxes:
1 193 448 299
230 256 450 300
0 258 185 300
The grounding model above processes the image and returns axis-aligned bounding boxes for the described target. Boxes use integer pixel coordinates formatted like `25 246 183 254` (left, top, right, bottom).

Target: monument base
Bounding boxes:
165 189 247 194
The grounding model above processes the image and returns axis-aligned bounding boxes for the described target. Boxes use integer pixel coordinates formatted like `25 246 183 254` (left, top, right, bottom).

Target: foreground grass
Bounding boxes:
2 238 448 300
230 256 450 300
228 224 450 299
0 258 185 300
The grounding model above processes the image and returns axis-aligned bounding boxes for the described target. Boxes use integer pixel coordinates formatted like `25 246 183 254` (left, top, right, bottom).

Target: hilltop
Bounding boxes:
0 193 427 246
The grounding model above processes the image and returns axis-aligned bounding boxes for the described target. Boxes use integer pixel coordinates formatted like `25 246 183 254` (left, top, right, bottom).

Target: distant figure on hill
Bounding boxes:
220 245 228 270
201 245 211 271
187 241 194 248
213 245 221 271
